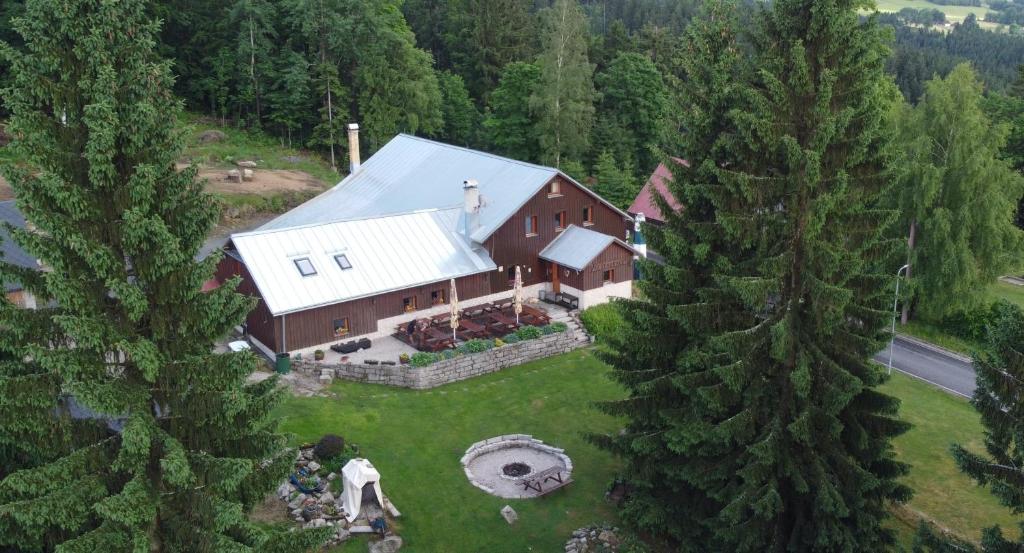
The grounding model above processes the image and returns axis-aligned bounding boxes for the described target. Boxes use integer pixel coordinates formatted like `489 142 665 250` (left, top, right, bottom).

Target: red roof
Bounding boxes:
201 278 221 293
627 160 684 223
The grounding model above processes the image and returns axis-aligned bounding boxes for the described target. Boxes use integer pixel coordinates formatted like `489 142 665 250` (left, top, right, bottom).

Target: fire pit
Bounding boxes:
461 435 572 498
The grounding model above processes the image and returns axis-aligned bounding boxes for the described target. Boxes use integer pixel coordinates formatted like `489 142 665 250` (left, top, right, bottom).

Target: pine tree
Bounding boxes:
894 64 1024 322
593 52 670 177
0 2 329 550
947 301 1024 551
437 70 480 147
592 150 637 209
592 0 912 549
229 0 279 126
444 0 534 101
531 0 595 168
267 48 313 147
484 61 542 162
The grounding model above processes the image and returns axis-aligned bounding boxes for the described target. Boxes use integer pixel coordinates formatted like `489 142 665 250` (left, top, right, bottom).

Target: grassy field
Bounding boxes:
881 371 1022 545
870 0 992 21
987 280 1024 309
274 349 626 552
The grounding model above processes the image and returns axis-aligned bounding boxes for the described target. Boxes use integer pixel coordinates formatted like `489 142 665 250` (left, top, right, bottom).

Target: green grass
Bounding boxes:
986 281 1024 311
274 349 626 552
869 0 992 21
899 320 980 355
179 113 340 185
881 370 1022 544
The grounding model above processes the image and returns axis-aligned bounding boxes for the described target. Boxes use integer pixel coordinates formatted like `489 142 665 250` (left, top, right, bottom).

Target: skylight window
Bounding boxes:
335 254 352 270
294 257 317 277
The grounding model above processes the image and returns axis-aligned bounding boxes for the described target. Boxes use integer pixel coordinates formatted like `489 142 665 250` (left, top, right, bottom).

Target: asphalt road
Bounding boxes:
874 336 976 398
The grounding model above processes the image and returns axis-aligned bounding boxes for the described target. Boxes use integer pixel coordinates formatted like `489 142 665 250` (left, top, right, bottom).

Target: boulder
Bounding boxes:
287 493 307 510
308 461 321 473
598 529 620 547
368 536 403 553
327 472 338 481
320 491 334 504
500 505 518 525
335 527 351 542
242 168 254 181
277 482 292 499
312 518 327 528
225 169 241 183
197 130 226 144
237 160 258 168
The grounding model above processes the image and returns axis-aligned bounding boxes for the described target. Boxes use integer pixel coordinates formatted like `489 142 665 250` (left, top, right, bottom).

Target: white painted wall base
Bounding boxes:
581 280 632 309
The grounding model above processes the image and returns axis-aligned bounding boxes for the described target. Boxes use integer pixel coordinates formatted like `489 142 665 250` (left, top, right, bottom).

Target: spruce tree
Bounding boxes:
593 151 637 210
593 0 912 549
0 1 328 550
947 302 1024 551
484 61 542 162
437 70 480 147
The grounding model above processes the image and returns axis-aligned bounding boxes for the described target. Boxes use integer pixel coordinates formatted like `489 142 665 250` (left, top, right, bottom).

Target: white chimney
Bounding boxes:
347 123 361 173
463 179 481 236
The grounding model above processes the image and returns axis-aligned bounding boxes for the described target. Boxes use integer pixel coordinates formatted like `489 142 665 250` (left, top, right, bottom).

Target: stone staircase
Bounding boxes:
549 309 592 344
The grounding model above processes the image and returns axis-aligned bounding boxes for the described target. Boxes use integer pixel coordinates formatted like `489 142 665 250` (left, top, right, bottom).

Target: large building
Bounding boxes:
216 129 635 355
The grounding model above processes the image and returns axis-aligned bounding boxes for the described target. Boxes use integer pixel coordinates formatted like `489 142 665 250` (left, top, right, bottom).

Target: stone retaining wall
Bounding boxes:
292 330 581 389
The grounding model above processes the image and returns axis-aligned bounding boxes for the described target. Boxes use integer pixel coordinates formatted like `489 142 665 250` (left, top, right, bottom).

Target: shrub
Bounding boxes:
579 303 623 341
442 349 457 360
503 333 521 344
410 352 436 367
463 339 493 353
399 353 410 364
550 321 568 332
494 338 505 347
515 325 543 340
938 300 1013 343
314 434 345 460
314 349 325 361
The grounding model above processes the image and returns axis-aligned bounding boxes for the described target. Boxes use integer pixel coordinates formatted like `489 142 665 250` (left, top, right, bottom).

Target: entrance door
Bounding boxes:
551 261 561 294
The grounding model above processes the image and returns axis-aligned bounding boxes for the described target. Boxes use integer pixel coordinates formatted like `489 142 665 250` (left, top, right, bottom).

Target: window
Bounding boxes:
583 205 594 225
602 269 614 283
333 318 350 337
403 296 417 312
334 254 352 270
431 289 446 305
525 214 538 236
507 266 516 283
548 180 561 197
555 210 567 230
294 257 317 277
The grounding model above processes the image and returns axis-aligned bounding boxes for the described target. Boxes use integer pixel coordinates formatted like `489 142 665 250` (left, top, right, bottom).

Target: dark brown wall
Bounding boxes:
279 272 491 351
215 253 279 352
560 242 634 291
482 176 630 292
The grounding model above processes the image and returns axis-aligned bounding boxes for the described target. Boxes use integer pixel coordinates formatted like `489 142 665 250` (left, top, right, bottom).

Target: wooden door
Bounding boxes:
551 261 560 294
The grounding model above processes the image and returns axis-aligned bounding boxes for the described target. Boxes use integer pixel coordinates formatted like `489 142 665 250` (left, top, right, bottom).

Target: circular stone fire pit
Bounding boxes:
461 435 572 498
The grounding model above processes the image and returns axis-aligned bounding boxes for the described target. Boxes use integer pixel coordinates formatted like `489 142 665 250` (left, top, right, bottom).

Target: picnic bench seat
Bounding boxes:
519 466 572 496
539 290 579 310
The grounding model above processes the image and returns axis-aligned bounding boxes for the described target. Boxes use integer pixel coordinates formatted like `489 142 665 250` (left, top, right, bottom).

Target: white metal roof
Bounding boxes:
538 225 635 272
258 134 630 242
231 208 495 315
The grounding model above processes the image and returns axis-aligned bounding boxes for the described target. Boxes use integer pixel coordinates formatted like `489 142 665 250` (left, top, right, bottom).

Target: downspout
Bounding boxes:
281 314 287 353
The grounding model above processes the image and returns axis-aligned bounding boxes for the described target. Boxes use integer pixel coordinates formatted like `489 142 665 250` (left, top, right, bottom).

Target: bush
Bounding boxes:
540 324 556 335
503 333 522 344
440 349 457 360
462 339 493 353
550 321 568 332
314 434 345 460
515 325 543 340
410 352 436 367
494 338 505 347
580 303 624 340
938 301 1011 342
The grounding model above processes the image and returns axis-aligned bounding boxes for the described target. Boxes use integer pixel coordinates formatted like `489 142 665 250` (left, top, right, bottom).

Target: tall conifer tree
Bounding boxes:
0 1 328 550
593 0 912 549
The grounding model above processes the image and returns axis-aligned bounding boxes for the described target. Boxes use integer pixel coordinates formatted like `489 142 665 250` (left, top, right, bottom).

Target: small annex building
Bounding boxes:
216 130 635 355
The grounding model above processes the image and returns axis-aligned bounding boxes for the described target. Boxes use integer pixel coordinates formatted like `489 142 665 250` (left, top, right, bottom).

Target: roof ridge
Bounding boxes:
396 134 559 174
235 206 460 238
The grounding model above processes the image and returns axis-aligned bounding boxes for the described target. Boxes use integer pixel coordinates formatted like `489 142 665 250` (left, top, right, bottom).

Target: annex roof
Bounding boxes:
0 200 38 293
538 224 635 272
259 134 630 242
231 208 495 315
627 160 684 224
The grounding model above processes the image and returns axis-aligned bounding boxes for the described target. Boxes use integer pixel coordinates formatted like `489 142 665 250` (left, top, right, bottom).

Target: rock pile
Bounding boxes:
277 446 351 547
564 525 622 553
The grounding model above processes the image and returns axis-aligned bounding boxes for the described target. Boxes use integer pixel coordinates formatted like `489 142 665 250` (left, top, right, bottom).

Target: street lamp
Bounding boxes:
888 264 910 375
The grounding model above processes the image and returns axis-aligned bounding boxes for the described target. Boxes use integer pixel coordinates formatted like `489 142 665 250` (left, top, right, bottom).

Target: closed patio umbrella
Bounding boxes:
513 265 523 325
450 278 459 342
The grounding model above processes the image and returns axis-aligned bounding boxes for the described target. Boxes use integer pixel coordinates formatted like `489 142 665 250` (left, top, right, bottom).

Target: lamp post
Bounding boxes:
888 264 910 375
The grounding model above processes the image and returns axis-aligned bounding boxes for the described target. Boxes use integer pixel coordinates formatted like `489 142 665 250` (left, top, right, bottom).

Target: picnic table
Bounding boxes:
488 312 519 332
457 319 487 340
520 305 551 325
520 466 572 496
424 327 454 351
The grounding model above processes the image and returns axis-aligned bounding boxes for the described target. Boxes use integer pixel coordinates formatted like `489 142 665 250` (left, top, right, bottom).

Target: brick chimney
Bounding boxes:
463 179 481 237
347 123 361 173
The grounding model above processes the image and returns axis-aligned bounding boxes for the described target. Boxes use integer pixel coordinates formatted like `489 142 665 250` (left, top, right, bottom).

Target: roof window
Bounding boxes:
335 254 352 270
294 257 317 277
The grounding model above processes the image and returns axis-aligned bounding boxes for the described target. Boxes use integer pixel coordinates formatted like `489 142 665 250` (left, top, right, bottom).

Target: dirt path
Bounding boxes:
189 165 326 195
0 175 11 201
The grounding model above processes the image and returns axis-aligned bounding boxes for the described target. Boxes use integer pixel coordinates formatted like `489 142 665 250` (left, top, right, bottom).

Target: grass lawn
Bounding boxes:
987 281 1024 310
869 0 992 21
900 320 980 355
881 370 1022 544
274 349 626 552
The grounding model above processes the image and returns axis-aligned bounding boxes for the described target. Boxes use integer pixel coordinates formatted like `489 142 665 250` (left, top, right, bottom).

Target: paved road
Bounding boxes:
873 336 975 398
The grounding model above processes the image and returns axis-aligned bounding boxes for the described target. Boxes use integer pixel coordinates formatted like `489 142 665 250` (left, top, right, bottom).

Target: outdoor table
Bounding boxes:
425 327 454 350
489 312 519 331
459 319 486 336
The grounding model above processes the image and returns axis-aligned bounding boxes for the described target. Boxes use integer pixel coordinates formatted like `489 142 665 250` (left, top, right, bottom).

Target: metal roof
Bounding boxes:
0 200 38 292
231 208 496 315
538 224 635 272
259 134 630 242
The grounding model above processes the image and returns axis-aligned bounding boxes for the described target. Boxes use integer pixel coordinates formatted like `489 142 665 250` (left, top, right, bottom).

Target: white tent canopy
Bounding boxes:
341 458 386 523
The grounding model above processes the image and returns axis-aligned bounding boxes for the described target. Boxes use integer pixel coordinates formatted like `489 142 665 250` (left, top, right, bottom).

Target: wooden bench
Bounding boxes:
520 466 572 496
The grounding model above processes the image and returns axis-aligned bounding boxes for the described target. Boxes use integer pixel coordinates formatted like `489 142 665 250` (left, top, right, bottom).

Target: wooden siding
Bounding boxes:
215 253 279 352
279 272 491 351
560 242 634 291
482 176 630 292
